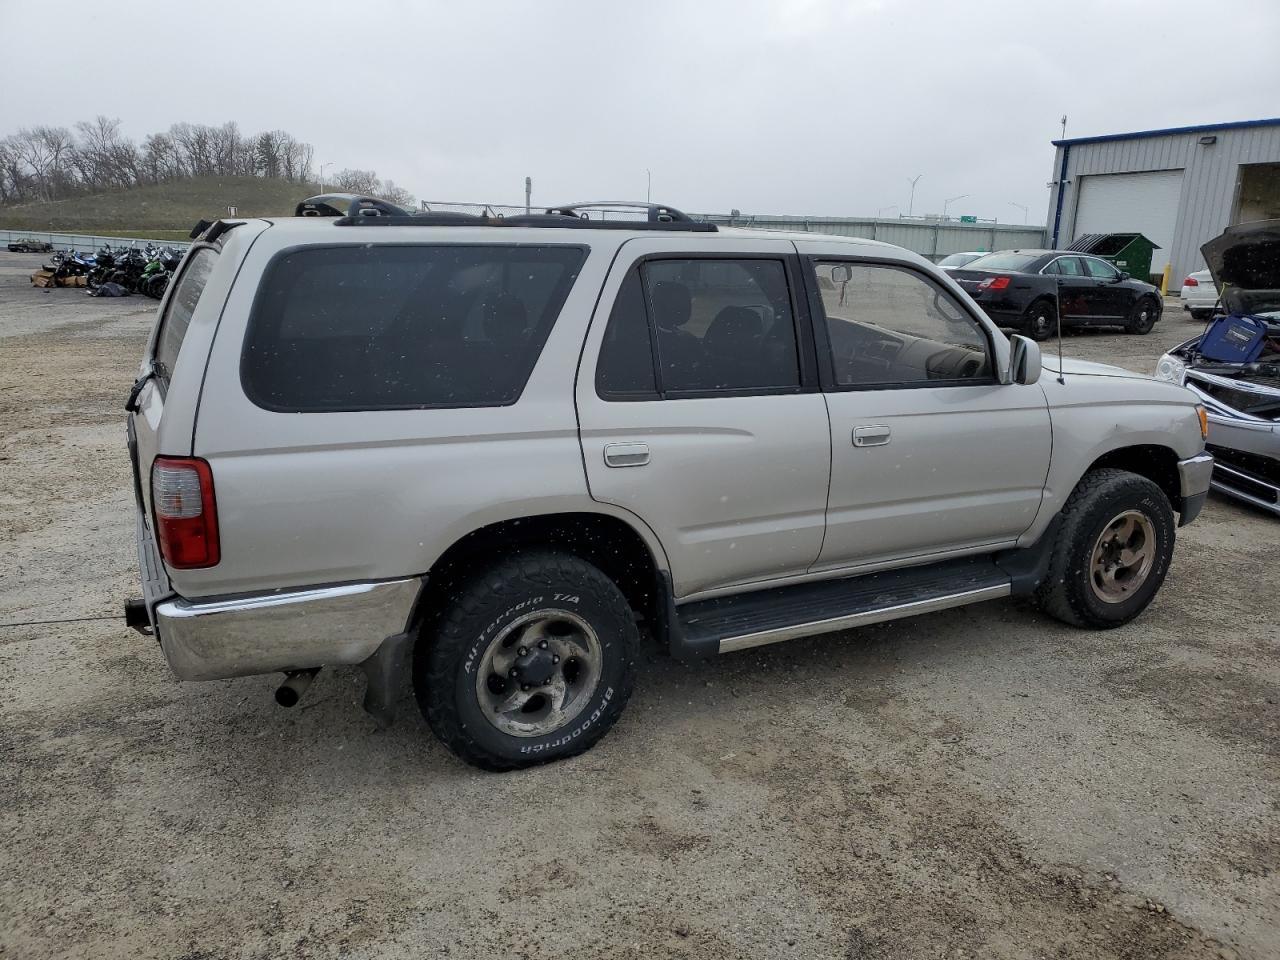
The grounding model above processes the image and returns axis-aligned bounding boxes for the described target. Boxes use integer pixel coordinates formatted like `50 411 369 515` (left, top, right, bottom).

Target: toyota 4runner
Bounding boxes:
124 197 1214 770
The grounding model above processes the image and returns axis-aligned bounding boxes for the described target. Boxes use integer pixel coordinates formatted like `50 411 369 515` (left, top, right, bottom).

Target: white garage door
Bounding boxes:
1073 169 1184 277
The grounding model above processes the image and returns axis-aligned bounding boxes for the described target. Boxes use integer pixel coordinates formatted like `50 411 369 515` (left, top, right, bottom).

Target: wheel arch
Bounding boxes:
412 510 672 647
1082 444 1183 512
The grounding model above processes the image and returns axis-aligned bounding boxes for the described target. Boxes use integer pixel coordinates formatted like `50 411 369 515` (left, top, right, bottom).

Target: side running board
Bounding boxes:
675 556 1012 655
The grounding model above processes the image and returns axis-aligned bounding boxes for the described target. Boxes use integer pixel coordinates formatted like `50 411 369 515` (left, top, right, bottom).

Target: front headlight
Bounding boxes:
1155 354 1187 383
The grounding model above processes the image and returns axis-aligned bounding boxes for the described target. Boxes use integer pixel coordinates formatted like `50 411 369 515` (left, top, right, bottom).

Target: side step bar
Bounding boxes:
676 556 1012 655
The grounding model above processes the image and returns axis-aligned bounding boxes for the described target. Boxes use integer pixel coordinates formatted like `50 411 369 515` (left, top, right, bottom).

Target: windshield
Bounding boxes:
962 252 1040 272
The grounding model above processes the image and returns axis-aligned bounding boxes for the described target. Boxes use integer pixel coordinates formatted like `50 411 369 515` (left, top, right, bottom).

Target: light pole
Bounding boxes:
942 193 970 219
318 162 332 193
1008 201 1028 224
906 174 922 216
645 169 651 203
877 204 897 219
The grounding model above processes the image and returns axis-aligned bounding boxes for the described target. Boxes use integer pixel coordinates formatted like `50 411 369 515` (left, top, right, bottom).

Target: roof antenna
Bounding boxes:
1054 275 1066 384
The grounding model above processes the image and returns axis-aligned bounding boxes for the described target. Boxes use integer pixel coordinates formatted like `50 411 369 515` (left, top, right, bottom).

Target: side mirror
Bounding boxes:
1116 271 1129 282
830 264 853 283
1009 334 1041 385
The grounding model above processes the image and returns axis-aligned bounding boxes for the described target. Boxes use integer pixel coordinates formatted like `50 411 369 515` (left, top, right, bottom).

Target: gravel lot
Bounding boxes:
1 250 1276 960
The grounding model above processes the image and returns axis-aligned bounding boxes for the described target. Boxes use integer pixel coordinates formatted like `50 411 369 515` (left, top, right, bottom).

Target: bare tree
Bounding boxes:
0 117 341 205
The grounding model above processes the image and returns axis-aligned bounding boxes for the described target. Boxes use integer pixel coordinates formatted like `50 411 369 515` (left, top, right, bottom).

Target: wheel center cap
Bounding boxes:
514 647 557 686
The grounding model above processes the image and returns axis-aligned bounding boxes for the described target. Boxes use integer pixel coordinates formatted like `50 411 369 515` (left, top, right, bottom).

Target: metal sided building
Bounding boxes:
1045 118 1280 284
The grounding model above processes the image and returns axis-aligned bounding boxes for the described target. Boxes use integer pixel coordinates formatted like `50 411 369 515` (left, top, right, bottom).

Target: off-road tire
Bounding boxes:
1022 298 1057 341
1126 296 1160 334
1035 468 1176 629
414 551 639 771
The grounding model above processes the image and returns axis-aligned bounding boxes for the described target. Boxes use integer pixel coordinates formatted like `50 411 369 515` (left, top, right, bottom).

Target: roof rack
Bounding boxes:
293 194 717 232
295 193 412 218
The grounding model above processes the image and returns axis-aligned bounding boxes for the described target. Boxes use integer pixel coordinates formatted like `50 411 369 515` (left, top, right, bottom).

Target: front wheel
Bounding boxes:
1126 297 1159 334
1022 299 1057 341
1036 468 1176 629
415 551 639 771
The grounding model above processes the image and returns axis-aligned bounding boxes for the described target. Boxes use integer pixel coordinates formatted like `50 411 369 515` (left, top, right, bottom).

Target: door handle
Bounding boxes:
853 425 891 447
604 442 650 468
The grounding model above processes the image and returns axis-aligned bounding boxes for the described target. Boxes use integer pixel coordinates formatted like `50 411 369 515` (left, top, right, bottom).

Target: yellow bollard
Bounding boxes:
1160 263 1172 296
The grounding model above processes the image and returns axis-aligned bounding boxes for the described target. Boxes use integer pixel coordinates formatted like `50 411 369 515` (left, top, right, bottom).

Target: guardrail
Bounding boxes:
0 228 190 253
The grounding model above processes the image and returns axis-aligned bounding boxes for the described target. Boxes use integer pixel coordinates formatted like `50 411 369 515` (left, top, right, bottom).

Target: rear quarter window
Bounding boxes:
241 244 586 412
154 247 217 385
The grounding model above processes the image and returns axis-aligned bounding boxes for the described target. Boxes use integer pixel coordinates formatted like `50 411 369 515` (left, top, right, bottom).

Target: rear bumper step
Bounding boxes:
677 555 1012 655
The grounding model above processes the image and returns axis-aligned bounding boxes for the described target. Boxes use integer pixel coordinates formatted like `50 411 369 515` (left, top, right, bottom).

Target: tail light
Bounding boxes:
978 276 1011 291
152 457 220 568
1183 276 1199 287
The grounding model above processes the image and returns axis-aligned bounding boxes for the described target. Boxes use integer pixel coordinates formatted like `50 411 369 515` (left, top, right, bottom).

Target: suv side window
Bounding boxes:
595 266 659 399
154 247 217 386
1083 257 1119 280
642 259 800 394
242 244 585 412
811 261 991 387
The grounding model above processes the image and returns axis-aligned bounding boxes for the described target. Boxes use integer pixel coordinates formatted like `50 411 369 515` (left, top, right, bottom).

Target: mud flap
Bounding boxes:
360 631 412 728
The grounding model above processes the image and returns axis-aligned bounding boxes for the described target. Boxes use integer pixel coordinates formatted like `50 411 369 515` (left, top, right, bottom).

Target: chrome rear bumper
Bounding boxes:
155 578 421 680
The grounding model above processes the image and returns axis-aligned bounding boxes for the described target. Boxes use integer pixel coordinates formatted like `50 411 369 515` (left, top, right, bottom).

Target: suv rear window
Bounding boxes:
154 247 217 385
241 244 586 412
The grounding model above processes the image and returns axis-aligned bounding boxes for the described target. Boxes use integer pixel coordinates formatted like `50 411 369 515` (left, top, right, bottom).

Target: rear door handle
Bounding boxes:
853 425 891 447
604 442 650 468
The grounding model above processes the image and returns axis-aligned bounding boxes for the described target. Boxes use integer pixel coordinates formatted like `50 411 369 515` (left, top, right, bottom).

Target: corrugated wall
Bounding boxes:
696 214 1047 260
1045 123 1280 282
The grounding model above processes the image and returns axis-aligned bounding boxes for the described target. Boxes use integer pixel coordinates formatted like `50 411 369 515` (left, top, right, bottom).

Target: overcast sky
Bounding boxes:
2 0 1277 223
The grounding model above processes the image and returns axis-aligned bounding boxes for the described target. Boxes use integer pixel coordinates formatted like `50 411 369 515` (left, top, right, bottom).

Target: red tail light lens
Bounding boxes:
978 276 1011 291
1183 276 1199 286
152 457 220 568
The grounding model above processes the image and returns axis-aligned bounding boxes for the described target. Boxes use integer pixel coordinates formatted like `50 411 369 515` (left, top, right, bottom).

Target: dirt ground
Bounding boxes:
1 250 1275 960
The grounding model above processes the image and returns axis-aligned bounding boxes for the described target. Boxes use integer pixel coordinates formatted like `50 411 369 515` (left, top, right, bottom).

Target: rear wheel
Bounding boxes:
1126 297 1159 334
1022 298 1057 341
1035 468 1175 629
415 551 639 771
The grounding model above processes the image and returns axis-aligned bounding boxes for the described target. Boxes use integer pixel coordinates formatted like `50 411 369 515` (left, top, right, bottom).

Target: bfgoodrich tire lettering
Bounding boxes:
1035 468 1176 629
414 551 638 771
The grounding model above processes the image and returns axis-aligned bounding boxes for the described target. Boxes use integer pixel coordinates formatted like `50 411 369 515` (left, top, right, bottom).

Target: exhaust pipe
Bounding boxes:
275 668 320 708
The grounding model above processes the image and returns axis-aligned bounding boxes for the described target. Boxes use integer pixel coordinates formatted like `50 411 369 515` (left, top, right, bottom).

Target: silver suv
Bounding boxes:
124 197 1214 770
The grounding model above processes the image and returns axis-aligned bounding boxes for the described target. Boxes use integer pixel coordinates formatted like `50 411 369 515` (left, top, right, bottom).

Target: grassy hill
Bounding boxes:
0 176 319 239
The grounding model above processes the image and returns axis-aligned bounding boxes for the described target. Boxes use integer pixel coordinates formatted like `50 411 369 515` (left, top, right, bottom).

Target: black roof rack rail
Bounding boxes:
298 194 718 232
543 200 694 223
333 214 717 232
295 193 411 218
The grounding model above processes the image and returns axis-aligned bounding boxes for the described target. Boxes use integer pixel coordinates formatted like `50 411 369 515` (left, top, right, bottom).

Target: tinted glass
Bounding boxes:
964 252 1039 272
596 267 658 398
242 244 585 411
1083 257 1119 280
937 252 982 267
813 261 991 386
154 247 217 384
1046 256 1084 276
641 259 799 393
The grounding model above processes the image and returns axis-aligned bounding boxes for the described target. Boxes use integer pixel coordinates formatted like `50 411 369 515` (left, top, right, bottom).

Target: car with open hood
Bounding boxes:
1155 219 1280 516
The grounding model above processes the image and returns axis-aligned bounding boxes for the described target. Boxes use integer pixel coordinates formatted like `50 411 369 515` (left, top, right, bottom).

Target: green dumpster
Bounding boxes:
1067 233 1161 282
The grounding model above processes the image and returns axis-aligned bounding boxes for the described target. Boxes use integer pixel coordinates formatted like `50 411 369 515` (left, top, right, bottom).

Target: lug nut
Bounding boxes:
521 684 530 691
509 668 519 678
518 646 529 657
538 640 549 650
552 655 560 664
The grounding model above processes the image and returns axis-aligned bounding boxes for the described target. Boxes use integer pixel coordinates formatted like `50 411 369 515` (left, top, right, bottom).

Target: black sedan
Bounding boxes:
950 250 1163 340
